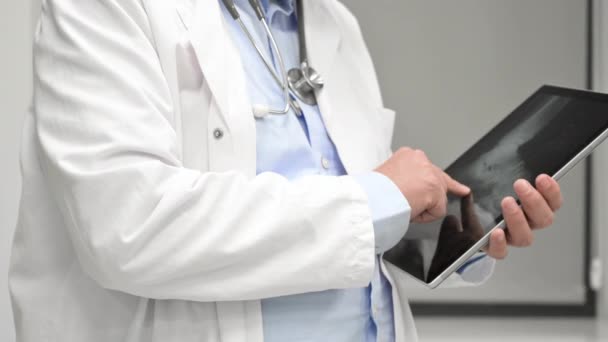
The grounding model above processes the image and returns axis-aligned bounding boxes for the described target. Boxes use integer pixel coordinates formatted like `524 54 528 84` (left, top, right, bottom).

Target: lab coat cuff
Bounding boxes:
340 176 382 287
352 172 411 254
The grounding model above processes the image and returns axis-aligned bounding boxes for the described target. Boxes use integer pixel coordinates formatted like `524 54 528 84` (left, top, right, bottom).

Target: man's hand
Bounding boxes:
375 147 470 223
486 174 563 259
376 148 562 260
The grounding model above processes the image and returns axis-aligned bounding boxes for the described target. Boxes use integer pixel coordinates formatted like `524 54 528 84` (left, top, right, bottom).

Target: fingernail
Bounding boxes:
505 198 518 213
539 176 550 189
497 232 505 242
515 179 532 194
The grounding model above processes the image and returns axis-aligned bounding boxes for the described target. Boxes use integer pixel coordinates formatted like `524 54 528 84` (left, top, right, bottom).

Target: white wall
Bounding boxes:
0 0 32 341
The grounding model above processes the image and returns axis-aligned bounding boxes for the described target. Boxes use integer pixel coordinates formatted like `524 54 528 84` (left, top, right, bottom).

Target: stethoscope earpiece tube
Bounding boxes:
295 0 307 64
220 0 240 20
286 0 323 106
248 0 265 21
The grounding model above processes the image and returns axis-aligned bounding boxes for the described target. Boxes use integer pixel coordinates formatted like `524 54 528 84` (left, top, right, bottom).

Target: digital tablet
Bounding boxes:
383 85 608 288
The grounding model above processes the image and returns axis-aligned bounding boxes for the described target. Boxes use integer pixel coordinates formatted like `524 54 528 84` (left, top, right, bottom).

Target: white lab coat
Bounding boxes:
9 0 490 341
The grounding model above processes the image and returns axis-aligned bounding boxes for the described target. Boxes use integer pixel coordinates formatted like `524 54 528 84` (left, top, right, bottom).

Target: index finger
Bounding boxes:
443 172 471 196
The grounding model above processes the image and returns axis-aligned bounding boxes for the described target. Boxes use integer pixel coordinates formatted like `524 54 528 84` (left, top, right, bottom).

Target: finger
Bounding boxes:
514 179 554 229
486 229 508 260
443 172 471 196
535 174 563 211
415 194 448 222
426 190 448 221
501 196 534 247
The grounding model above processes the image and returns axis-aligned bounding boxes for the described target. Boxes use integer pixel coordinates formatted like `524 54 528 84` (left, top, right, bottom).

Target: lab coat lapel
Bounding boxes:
307 0 381 173
183 0 257 175
187 0 248 133
303 0 341 86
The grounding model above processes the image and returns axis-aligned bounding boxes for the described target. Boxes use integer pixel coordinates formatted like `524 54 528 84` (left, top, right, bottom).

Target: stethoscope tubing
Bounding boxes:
259 16 291 115
235 15 302 116
221 0 315 117
235 18 282 87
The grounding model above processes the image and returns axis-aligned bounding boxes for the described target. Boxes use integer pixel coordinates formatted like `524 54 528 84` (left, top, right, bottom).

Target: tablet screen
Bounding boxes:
383 86 608 284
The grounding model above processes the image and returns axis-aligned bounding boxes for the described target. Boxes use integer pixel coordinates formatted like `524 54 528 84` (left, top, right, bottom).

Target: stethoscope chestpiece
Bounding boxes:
288 61 324 106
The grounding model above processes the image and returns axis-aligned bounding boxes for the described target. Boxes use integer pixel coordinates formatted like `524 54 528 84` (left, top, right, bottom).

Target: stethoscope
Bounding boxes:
220 0 324 118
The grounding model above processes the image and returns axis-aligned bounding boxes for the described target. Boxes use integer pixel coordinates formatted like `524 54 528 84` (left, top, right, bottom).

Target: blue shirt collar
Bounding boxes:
260 0 294 18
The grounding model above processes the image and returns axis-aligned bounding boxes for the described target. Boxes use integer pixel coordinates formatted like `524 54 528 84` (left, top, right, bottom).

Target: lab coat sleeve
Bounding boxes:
33 0 375 301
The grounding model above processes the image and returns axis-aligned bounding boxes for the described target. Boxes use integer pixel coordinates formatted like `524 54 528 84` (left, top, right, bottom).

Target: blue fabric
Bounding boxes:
457 253 488 274
220 1 410 341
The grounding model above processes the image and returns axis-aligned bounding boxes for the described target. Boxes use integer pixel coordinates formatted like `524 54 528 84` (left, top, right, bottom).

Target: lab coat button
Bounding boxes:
321 157 330 170
213 128 224 140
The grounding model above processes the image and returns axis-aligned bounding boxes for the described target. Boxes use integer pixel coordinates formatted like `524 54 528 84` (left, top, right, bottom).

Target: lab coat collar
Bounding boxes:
187 0 250 132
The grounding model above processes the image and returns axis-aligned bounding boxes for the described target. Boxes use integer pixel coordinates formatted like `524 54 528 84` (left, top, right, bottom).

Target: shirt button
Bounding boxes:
321 157 330 170
213 128 224 140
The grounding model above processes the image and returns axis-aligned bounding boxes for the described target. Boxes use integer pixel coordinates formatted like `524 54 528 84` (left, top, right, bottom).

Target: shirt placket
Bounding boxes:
265 5 332 176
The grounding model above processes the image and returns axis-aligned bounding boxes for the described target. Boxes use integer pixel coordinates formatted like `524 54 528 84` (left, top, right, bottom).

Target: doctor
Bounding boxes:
10 0 562 341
